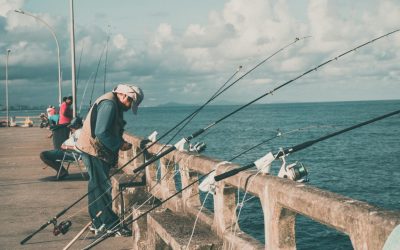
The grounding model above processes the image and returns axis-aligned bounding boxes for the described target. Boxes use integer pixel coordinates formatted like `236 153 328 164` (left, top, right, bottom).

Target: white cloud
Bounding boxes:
183 82 197 93
150 23 173 51
0 0 24 17
252 78 273 85
1 0 400 106
113 33 127 49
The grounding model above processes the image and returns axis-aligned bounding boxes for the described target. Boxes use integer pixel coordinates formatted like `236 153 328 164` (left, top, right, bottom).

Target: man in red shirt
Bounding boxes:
59 96 73 125
52 96 73 149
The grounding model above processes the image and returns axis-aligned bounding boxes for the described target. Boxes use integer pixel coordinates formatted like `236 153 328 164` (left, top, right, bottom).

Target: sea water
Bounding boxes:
4 100 398 249
125 99 399 249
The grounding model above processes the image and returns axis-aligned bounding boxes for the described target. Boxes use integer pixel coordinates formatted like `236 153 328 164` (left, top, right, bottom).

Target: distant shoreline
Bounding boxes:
154 98 400 108
1 98 398 111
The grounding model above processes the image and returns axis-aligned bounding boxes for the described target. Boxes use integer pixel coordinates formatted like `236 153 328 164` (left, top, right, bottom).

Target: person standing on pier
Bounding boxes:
59 96 73 125
51 96 73 149
76 84 144 237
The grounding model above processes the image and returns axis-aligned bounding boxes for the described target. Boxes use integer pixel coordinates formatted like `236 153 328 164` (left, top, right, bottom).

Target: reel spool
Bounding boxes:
278 161 309 182
53 220 72 236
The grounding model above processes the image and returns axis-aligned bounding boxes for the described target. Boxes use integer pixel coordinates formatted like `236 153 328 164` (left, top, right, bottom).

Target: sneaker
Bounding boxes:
107 225 132 237
89 224 105 235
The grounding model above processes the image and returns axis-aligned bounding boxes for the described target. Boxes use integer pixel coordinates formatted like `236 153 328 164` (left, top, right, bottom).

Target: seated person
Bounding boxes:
40 117 83 180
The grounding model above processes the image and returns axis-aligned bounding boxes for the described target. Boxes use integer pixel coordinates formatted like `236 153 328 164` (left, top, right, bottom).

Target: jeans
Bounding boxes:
81 152 119 229
40 150 73 174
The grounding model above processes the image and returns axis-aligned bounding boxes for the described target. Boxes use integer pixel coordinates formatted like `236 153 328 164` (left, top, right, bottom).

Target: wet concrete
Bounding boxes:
0 127 132 250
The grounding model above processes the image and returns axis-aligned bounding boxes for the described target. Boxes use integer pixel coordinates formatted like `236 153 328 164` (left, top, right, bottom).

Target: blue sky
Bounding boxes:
1 0 399 107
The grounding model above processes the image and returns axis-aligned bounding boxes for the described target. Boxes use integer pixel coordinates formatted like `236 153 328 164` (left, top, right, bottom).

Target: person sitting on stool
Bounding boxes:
40 117 83 180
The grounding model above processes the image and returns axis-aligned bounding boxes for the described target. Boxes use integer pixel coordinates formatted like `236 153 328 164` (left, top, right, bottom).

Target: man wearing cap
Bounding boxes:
76 83 143 237
40 116 83 179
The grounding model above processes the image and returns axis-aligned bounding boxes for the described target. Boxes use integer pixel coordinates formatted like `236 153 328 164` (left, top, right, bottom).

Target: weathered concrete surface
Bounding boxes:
147 209 223 249
0 127 132 250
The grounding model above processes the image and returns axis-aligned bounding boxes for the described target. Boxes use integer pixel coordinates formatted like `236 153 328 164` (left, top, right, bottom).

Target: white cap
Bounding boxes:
112 84 144 114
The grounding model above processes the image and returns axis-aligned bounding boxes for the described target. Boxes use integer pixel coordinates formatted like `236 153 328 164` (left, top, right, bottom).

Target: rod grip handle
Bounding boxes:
20 235 33 245
214 169 240 181
214 163 255 182
186 128 205 141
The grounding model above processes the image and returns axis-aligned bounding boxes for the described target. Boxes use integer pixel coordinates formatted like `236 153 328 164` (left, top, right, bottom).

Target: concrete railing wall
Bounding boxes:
118 133 400 249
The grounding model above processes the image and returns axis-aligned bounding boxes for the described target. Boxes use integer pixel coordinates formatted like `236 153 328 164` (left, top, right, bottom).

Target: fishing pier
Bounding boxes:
113 132 400 249
2 127 399 249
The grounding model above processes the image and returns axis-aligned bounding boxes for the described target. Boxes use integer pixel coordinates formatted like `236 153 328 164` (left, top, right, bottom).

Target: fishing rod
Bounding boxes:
22 36 303 245
215 108 400 182
103 25 111 94
53 37 307 248
131 29 399 176
152 36 309 150
78 72 94 115
88 42 107 108
76 42 84 87
83 29 399 247
20 65 241 246
83 131 287 249
85 108 400 249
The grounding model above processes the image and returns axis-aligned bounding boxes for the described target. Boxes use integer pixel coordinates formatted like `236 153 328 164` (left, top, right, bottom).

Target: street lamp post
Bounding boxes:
5 49 11 127
14 9 62 106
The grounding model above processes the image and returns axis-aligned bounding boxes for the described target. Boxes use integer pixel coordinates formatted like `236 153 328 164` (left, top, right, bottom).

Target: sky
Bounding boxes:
0 0 399 108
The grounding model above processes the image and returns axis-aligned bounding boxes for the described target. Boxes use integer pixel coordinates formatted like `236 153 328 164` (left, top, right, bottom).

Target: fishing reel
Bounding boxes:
277 156 309 182
189 142 207 153
52 220 72 236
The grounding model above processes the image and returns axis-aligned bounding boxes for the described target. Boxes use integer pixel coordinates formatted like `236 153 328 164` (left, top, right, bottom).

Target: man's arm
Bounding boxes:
94 100 123 152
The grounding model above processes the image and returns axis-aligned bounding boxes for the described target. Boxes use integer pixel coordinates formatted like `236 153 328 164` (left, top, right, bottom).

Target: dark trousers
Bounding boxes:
51 125 70 149
81 152 119 229
40 150 72 174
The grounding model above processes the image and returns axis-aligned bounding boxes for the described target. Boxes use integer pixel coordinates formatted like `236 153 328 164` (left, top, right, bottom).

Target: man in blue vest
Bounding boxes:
76 84 144 237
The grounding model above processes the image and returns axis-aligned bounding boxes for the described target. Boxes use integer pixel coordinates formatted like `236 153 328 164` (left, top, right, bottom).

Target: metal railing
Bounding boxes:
118 132 400 249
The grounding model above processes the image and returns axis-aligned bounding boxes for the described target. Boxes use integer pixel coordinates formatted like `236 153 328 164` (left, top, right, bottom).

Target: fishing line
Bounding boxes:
88 42 107 108
108 108 400 250
78 72 94 115
75 36 308 247
132 37 311 174
158 37 310 148
185 191 212 249
228 171 262 250
63 68 239 246
103 25 111 94
229 125 336 162
85 42 400 247
21 36 307 245
25 65 240 246
76 42 84 87
72 149 186 240
131 29 399 176
83 129 291 249
66 67 242 228
98 127 326 246
214 108 400 182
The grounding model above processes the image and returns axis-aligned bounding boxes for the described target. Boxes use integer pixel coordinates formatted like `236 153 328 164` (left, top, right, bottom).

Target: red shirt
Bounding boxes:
59 102 72 124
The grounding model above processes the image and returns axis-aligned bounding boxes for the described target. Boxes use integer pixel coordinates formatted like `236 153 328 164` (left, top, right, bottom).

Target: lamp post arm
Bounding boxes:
15 9 62 106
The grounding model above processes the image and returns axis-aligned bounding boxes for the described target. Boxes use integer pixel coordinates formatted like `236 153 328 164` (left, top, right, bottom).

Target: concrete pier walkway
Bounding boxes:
0 128 131 250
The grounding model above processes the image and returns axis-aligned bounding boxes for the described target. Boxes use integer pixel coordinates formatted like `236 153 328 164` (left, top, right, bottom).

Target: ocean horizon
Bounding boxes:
2 99 399 249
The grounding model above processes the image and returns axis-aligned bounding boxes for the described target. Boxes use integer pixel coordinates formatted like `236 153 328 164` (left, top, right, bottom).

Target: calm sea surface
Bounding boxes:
126 100 400 249
3 100 399 249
